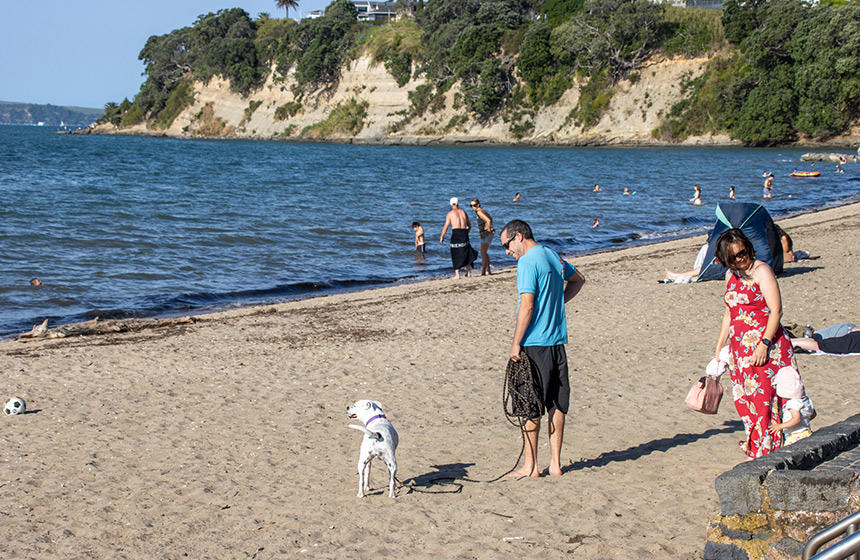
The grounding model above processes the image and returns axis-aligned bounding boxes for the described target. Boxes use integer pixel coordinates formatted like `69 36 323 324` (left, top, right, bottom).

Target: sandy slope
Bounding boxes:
1 203 858 559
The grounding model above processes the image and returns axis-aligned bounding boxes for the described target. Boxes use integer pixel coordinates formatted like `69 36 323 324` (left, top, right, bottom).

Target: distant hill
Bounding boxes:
0 101 102 126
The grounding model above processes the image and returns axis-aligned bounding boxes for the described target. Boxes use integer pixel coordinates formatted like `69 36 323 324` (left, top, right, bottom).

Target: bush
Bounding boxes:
509 117 534 138
572 70 614 128
360 19 422 86
407 83 435 116
120 104 145 127
541 0 585 27
461 59 510 119
661 6 724 57
517 22 554 90
302 98 368 136
653 53 747 141
274 101 303 120
153 79 194 129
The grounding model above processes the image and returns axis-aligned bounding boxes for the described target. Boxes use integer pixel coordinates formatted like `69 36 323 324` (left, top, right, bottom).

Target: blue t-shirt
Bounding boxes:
517 244 576 346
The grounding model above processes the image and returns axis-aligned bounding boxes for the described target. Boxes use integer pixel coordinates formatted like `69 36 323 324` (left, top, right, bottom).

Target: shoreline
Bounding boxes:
68 126 860 150
8 198 858 342
1 201 857 558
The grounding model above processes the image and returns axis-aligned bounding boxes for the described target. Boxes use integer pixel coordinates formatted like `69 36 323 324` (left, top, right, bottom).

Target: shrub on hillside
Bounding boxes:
302 98 368 136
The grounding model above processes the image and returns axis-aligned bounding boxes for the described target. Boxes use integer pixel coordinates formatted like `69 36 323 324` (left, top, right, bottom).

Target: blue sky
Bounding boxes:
0 1 331 109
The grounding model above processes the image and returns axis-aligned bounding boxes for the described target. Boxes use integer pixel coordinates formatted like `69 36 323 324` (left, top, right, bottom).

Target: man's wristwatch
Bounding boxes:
761 338 773 347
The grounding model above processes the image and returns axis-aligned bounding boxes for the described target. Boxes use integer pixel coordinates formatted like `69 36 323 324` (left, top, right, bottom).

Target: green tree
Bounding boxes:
551 0 666 80
791 4 860 137
731 65 797 144
517 22 553 90
541 0 585 27
721 0 766 45
189 9 263 94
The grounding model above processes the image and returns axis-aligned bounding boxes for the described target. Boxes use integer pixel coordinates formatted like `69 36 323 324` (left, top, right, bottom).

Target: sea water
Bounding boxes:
1 125 858 337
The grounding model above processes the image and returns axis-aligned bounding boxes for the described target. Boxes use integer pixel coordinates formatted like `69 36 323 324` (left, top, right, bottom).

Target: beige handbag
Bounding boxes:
685 376 724 414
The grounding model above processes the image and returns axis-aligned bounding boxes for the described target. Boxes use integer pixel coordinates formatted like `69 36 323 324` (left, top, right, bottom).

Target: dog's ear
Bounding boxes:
363 401 372 409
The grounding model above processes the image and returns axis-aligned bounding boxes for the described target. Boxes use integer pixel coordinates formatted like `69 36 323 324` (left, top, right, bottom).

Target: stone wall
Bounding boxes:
705 414 860 560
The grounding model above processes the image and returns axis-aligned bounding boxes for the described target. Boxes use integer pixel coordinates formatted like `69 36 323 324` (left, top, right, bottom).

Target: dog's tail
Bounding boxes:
347 424 383 441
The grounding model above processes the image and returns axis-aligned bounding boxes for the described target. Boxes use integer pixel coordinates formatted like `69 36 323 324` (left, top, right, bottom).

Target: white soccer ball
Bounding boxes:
4 397 26 416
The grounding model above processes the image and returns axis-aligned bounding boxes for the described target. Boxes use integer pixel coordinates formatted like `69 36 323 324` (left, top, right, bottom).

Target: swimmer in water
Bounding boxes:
593 184 601 192
623 187 631 195
592 218 599 228
513 192 521 202
690 184 702 206
729 185 735 199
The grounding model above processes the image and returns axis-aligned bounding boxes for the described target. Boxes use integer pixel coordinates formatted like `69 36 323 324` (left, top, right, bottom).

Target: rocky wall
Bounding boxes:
705 413 860 560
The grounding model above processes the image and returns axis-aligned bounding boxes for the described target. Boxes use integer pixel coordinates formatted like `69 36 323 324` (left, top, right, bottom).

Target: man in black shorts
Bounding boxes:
500 219 586 477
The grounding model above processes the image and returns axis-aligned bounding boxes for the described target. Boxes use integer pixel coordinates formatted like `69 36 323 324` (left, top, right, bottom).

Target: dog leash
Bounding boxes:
403 355 539 492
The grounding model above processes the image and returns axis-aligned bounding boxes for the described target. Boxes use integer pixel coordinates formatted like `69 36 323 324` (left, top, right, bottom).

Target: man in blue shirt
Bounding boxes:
500 219 586 477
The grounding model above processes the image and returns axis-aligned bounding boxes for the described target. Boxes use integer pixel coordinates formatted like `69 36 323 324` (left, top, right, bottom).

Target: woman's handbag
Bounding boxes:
685 376 724 414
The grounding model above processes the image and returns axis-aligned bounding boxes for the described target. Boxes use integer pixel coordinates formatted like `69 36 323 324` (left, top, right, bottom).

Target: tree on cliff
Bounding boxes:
275 0 299 19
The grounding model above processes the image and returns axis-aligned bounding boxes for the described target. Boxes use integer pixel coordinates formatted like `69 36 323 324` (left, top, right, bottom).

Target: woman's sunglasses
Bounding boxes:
730 248 750 262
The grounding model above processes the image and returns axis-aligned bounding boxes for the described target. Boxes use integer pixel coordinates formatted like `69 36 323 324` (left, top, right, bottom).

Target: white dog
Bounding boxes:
347 399 399 498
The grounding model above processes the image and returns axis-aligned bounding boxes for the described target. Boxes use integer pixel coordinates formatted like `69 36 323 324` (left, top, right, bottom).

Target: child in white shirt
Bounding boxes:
768 366 816 445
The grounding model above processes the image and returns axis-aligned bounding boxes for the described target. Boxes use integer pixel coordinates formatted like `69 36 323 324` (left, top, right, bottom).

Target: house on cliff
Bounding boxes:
303 0 415 21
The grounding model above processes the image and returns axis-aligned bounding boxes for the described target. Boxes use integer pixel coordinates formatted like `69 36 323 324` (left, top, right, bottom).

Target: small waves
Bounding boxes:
2 126 859 337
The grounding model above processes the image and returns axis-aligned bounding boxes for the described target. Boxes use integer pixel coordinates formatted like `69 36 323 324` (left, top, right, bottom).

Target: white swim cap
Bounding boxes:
450 197 458 206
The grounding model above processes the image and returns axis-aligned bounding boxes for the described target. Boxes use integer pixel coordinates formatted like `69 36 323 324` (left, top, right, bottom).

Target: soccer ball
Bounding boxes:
3 397 26 416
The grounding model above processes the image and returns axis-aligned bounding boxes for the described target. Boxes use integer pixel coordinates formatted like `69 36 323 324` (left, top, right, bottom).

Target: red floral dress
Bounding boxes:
724 272 795 458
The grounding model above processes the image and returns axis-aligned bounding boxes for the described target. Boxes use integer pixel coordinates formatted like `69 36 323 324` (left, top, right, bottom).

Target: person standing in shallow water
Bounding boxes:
690 184 702 205
440 197 476 279
470 198 494 276
500 219 586 477
763 173 774 199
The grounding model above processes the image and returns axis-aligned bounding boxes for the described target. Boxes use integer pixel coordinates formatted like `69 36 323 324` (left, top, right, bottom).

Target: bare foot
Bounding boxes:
505 468 540 478
542 466 563 477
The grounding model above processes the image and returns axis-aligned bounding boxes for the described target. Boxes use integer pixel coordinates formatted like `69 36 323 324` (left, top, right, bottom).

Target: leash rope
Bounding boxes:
397 355 543 494
482 353 542 482
405 354 541 490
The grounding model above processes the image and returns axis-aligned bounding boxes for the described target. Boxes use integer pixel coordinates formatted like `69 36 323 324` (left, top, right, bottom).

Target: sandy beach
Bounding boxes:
1 202 858 559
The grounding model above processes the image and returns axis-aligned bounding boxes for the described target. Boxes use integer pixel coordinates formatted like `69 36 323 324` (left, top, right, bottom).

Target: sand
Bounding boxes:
1 202 858 559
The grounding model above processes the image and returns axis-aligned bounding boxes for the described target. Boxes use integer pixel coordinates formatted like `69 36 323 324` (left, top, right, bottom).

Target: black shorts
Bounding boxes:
523 344 570 415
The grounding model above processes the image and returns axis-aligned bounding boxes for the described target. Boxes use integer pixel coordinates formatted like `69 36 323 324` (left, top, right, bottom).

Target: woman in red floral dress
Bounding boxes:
713 229 797 458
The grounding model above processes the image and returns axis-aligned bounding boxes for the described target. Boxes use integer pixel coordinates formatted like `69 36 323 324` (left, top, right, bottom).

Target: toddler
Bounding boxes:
412 221 425 254
768 366 816 445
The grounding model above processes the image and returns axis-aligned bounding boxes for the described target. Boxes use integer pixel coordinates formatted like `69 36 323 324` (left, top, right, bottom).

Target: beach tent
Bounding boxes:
696 202 783 281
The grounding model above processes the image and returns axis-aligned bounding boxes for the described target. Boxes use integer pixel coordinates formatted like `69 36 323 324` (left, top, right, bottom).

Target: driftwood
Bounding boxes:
16 316 196 342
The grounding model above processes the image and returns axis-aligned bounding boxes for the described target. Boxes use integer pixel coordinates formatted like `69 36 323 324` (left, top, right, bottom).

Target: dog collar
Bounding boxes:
365 414 386 426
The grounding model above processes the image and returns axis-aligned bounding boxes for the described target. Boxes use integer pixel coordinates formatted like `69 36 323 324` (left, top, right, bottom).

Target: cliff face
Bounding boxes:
100 54 733 145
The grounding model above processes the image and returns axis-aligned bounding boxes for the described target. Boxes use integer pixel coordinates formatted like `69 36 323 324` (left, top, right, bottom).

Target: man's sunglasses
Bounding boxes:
502 234 518 250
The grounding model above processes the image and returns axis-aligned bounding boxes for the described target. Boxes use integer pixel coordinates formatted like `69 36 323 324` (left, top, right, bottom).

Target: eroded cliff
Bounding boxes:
96 54 733 145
